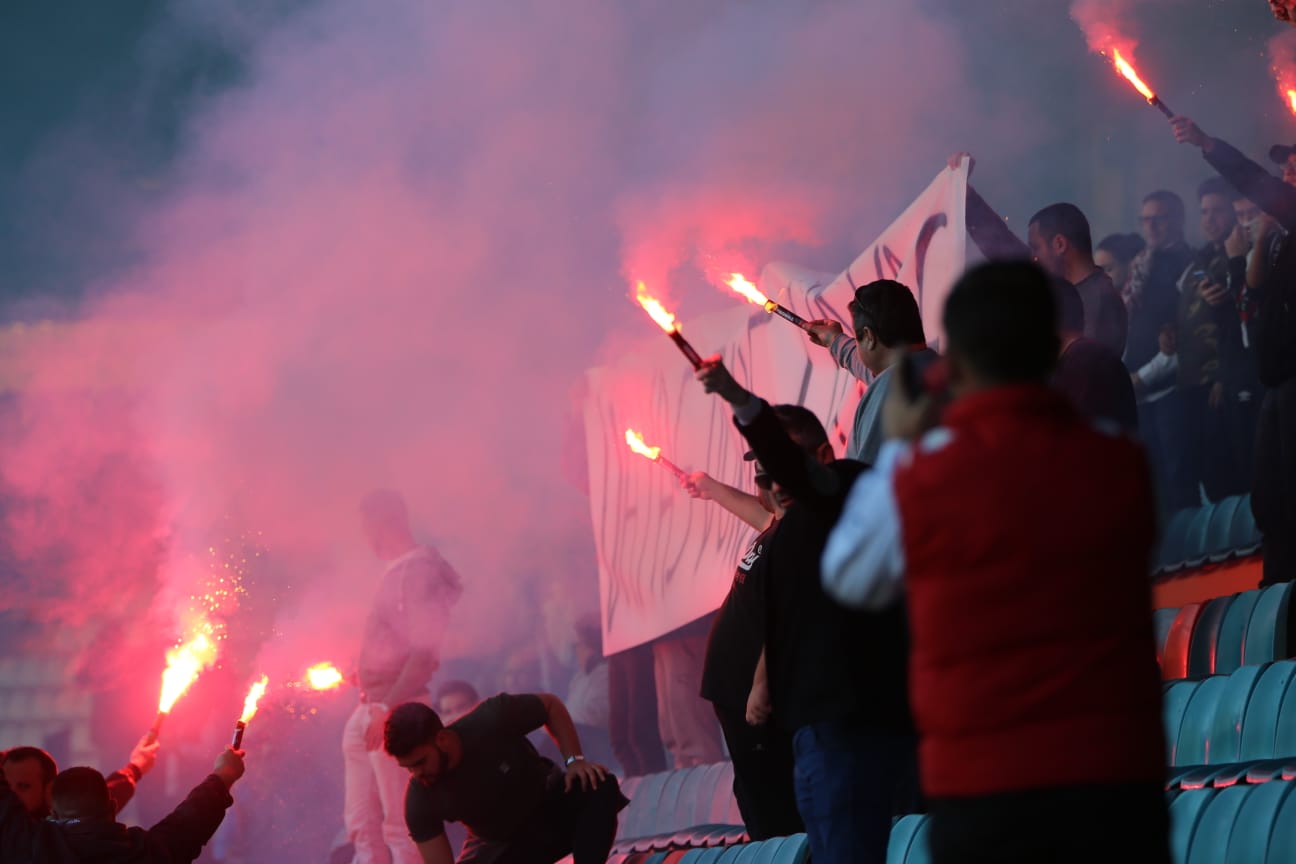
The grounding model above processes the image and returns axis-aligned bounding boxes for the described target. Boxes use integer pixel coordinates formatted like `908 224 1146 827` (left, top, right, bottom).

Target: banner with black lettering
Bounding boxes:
586 163 968 653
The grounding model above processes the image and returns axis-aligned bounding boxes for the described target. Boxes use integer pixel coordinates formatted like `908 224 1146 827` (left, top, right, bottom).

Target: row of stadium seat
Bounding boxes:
608 834 809 864
615 762 744 853
1155 583 1292 679
1155 494 1262 575
1165 660 1296 789
888 779 1296 864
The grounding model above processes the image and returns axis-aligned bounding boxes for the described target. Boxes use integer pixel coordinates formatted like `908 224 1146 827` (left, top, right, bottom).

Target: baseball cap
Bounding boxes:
1269 144 1296 165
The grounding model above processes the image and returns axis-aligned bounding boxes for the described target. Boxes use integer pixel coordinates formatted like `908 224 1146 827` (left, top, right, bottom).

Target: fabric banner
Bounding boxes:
585 163 968 653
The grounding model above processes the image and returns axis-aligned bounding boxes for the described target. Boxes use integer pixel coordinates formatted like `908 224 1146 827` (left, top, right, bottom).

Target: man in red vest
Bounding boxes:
821 260 1168 863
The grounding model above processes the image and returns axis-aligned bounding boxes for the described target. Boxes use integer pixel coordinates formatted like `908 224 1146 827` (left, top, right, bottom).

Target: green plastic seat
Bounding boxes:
1244 583 1294 668
907 816 932 864
1160 507 1197 571
1166 603 1207 680
1156 607 1182 670
708 763 741 825
1214 661 1296 787
1206 496 1244 556
1266 781 1296 863
1216 590 1263 674
1165 681 1201 764
1229 493 1263 553
747 836 786 864
1190 596 1236 677
887 814 926 864
619 771 671 840
1187 785 1253 864
1176 677 1231 766
1169 787 1218 864
1223 777 1293 863
770 835 810 864
1176 665 1264 789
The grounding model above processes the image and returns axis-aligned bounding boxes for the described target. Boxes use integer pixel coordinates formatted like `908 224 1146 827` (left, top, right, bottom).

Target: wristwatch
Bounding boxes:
565 754 586 768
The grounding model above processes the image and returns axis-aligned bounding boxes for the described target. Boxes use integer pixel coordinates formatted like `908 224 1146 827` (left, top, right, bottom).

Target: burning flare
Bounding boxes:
1287 89 1296 116
1111 49 1155 101
158 632 218 713
725 273 772 307
239 675 270 724
625 429 662 461
305 662 345 691
635 281 680 334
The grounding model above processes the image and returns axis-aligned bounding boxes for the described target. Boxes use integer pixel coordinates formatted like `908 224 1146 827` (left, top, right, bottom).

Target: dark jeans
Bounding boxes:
1254 380 1296 586
927 782 1169 864
792 721 919 864
714 704 803 840
464 773 629 864
1140 389 1203 512
608 644 666 777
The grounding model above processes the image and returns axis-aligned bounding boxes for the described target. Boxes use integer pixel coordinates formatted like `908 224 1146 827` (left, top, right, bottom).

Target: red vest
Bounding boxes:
892 385 1165 797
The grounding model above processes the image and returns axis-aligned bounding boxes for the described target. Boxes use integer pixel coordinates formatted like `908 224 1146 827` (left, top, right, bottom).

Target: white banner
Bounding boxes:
586 164 968 653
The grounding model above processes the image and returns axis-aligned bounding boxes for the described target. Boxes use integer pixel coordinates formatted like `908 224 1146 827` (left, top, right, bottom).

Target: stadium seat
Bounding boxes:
1243 583 1293 668
1223 777 1294 863
1189 595 1236 676
1155 607 1181 670
768 834 810 864
1228 494 1263 555
1215 589 1262 675
1175 677 1231 767
1169 787 1218 864
1164 681 1200 764
1186 785 1252 864
1175 665 1264 789
618 772 671 840
1212 661 1296 787
1182 504 1217 569
1206 496 1244 560
1165 603 1206 680
886 814 926 864
706 763 741 825
1159 508 1197 571
1268 780 1296 862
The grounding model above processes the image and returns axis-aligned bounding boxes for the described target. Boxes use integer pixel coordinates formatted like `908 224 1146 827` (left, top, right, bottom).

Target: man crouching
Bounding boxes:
385 692 628 864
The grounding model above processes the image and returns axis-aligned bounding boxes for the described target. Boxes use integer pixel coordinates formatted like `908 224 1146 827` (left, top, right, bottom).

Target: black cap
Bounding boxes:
1269 144 1296 165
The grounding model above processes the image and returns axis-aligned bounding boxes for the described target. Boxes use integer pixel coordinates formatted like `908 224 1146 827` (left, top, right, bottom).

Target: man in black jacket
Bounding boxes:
1 745 243 863
696 358 916 864
1172 115 1296 585
2 734 159 821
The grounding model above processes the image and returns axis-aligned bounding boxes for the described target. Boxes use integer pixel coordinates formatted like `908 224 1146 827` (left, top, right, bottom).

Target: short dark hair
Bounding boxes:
1028 203 1093 257
770 404 830 454
1197 176 1240 203
944 261 1059 384
50 767 112 820
1095 232 1145 264
384 702 444 759
1049 276 1086 335
1142 190 1185 225
849 280 926 347
435 680 480 707
3 747 57 785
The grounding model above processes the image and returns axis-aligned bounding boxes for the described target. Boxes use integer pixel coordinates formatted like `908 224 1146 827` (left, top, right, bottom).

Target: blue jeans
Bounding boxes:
792 721 919 864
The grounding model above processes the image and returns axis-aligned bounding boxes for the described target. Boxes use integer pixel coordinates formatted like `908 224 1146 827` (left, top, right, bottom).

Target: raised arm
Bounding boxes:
1172 116 1296 232
681 472 772 531
695 357 844 519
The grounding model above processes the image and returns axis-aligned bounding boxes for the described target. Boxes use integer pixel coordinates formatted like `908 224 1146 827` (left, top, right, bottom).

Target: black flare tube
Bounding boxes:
656 456 687 481
766 302 811 330
231 721 246 749
668 329 704 370
1149 95 1174 119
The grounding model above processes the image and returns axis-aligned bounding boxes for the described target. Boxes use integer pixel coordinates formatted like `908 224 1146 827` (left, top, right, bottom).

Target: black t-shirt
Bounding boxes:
404 694 557 844
700 520 778 711
1053 337 1139 434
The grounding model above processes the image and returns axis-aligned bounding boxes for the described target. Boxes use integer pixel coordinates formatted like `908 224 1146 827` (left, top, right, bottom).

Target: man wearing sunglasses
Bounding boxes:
695 360 916 864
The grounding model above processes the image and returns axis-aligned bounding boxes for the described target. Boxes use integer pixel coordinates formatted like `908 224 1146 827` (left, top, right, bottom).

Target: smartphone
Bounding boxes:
899 351 947 402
